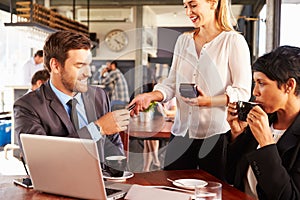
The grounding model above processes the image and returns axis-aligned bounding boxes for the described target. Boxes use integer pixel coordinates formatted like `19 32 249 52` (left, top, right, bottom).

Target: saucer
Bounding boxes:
103 171 134 182
172 179 208 190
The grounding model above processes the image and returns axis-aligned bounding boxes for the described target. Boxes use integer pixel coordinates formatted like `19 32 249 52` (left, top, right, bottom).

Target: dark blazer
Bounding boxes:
14 81 124 163
226 113 300 200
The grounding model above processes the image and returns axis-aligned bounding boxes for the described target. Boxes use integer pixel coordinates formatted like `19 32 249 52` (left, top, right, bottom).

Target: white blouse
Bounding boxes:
154 31 252 139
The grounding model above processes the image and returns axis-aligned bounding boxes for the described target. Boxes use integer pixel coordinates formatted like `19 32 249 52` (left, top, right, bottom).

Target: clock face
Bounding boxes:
104 29 128 52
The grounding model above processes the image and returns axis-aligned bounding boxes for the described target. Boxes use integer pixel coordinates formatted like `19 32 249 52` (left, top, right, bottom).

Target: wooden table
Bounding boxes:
0 169 255 199
120 116 172 153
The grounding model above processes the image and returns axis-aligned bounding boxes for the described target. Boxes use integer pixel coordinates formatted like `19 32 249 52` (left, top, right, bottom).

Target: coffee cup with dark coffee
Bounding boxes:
105 156 127 177
237 101 260 121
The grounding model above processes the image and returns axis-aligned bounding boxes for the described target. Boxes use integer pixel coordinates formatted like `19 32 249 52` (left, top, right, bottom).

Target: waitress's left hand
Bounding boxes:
181 86 211 107
247 106 275 147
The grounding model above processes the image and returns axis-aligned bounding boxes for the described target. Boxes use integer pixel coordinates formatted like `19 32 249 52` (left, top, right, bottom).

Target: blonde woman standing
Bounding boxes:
129 0 252 180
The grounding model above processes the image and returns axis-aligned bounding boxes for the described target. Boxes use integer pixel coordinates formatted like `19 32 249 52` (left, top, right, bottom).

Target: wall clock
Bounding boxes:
104 29 128 52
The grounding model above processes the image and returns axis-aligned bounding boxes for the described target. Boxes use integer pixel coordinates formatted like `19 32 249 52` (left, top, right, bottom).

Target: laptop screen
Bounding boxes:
20 134 128 200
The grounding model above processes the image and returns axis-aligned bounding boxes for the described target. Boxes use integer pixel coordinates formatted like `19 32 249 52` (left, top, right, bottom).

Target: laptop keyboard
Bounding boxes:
106 188 122 196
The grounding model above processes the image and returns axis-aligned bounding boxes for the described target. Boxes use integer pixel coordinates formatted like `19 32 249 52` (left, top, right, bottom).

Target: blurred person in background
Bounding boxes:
99 61 130 111
23 50 44 85
143 97 177 172
29 69 50 91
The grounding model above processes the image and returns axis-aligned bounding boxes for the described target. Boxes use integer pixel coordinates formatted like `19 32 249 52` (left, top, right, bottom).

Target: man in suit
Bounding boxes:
14 31 130 163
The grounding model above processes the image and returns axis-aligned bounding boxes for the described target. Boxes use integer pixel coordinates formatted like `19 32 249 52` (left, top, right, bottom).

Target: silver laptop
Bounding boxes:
20 134 130 200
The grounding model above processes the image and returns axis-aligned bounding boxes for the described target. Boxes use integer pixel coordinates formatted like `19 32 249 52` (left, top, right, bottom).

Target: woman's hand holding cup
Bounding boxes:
227 102 248 141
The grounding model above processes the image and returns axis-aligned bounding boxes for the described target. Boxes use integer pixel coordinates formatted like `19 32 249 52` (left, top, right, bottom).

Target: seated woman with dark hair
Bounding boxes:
226 45 300 200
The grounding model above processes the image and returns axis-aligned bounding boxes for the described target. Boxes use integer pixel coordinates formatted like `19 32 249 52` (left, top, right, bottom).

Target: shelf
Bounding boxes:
7 1 89 35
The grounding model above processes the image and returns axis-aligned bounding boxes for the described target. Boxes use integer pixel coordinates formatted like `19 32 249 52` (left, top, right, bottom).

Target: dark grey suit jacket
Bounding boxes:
14 81 124 163
226 113 300 200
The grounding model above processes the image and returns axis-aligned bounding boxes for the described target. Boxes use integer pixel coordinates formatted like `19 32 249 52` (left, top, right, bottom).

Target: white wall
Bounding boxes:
143 6 158 57
87 6 162 61
0 10 47 87
88 7 137 61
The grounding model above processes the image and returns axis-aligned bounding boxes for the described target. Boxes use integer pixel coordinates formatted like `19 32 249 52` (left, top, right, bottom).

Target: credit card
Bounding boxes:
127 104 136 111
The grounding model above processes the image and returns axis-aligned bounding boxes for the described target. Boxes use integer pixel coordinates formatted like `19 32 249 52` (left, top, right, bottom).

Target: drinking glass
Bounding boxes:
194 181 222 200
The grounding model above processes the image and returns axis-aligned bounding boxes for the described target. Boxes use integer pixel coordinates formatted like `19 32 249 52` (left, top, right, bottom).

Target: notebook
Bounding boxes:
20 134 131 200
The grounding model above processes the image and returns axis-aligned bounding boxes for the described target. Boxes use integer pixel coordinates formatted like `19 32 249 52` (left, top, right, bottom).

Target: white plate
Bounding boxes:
103 171 134 182
172 179 208 190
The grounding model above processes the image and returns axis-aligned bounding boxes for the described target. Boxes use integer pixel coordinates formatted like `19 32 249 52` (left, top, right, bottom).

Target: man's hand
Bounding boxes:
128 91 163 116
95 109 130 135
101 67 110 77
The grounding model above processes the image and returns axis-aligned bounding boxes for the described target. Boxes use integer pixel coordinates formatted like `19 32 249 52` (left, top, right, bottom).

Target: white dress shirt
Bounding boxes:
22 57 44 85
49 80 102 141
154 31 252 139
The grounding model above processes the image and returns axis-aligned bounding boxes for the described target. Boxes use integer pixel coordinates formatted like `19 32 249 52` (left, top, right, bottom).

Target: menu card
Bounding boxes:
125 184 192 200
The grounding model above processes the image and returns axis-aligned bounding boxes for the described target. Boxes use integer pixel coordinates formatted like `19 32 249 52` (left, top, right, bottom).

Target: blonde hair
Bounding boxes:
214 0 236 31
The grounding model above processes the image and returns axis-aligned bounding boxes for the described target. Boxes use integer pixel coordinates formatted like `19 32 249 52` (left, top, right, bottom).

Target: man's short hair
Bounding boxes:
34 50 43 57
31 69 50 85
43 31 92 72
111 61 118 68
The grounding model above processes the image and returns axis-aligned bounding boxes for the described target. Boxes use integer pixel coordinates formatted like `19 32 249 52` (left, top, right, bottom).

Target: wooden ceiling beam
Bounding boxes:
49 0 264 7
